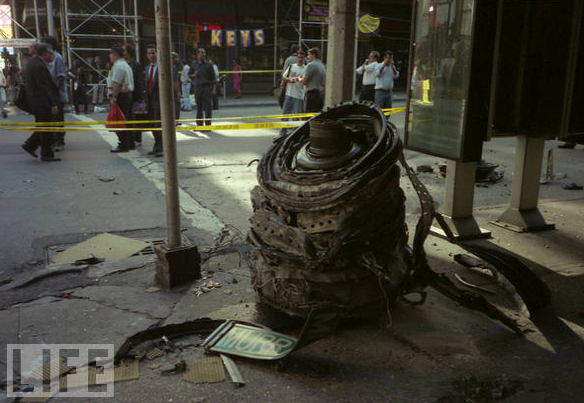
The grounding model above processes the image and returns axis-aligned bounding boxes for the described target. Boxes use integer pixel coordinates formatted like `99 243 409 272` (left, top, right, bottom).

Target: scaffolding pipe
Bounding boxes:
299 0 302 48
46 0 55 35
33 0 41 39
154 0 182 248
63 0 71 70
133 0 139 57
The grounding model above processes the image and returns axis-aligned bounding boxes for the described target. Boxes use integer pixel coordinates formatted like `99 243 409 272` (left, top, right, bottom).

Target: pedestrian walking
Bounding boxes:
300 47 326 113
70 60 88 114
0 69 7 118
190 47 216 127
232 59 242 99
279 50 306 136
356 51 380 102
108 45 134 153
180 60 192 111
145 44 163 157
43 36 68 151
21 44 61 162
124 43 145 145
374 50 399 110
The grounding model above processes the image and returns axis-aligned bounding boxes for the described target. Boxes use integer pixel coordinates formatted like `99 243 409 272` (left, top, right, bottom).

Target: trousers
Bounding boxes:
305 89 324 113
195 85 213 126
25 109 55 158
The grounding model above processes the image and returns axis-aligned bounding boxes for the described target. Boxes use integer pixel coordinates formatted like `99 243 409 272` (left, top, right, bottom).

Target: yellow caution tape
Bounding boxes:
0 108 405 127
7 122 300 132
3 108 406 132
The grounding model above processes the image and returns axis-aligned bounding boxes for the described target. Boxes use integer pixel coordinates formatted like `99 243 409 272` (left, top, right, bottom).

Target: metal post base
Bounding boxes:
154 243 201 289
491 208 555 233
430 215 491 241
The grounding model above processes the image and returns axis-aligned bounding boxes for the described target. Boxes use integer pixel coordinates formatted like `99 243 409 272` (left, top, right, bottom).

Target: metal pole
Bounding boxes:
46 0 55 35
9 0 21 68
62 0 72 70
122 0 127 43
154 0 182 248
273 0 278 87
299 0 302 47
133 0 139 57
33 0 41 39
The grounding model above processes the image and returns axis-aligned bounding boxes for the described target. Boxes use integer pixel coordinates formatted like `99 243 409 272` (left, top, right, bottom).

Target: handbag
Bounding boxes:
106 102 126 130
15 84 31 113
277 65 292 109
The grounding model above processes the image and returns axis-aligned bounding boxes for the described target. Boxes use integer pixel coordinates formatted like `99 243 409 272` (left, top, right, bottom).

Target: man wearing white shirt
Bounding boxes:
356 51 379 102
108 45 134 152
280 51 307 135
374 50 399 110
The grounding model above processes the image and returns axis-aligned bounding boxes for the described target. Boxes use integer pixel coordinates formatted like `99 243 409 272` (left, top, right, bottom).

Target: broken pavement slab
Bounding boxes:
70 285 181 319
50 233 149 265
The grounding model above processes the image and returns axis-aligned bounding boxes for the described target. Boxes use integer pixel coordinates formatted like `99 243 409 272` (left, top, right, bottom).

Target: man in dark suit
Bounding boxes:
190 47 216 127
145 44 162 157
21 43 61 162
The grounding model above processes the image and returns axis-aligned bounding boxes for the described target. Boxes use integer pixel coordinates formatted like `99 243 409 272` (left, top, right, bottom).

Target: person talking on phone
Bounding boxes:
374 50 399 110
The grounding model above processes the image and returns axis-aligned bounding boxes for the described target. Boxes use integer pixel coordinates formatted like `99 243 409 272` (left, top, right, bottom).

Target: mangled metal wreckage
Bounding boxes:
247 102 550 333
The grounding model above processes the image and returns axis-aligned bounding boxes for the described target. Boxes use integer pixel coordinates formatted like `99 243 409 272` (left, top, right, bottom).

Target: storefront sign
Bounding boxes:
0 38 36 48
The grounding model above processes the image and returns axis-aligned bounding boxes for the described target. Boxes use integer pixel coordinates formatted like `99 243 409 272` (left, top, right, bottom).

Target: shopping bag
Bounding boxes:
106 102 126 129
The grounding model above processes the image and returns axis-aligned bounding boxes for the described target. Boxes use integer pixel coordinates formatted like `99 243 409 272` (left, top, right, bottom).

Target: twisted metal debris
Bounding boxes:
248 101 549 332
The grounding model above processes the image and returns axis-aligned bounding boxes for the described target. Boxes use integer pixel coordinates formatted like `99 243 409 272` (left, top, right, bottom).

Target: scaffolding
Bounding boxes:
62 0 140 102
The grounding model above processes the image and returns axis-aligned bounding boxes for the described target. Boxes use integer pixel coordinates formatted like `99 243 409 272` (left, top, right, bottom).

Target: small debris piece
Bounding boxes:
563 182 583 190
98 176 115 182
221 354 245 387
114 358 140 382
160 360 187 375
145 286 160 293
113 190 122 195
72 256 104 266
454 273 497 295
223 289 233 295
24 179 34 183
416 164 434 173
231 278 238 284
183 356 225 384
147 363 162 370
146 347 164 360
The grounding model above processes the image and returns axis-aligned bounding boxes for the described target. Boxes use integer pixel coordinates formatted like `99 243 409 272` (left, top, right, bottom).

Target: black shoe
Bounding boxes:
21 144 38 158
110 146 129 153
147 149 156 155
40 156 61 162
155 151 164 157
2 110 7 118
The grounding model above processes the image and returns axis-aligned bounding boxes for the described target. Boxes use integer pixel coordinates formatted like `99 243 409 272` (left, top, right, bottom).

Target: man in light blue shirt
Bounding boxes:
374 50 399 110
44 36 68 150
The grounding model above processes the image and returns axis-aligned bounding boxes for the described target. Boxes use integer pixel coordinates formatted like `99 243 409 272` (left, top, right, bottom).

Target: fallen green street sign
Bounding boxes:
203 321 298 360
